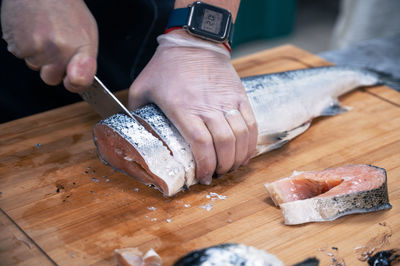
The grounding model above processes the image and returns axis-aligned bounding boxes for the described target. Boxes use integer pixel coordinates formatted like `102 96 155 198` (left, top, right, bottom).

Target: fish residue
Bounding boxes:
199 203 213 211
319 246 345 266
147 206 157 211
206 192 227 201
91 177 100 183
355 222 394 262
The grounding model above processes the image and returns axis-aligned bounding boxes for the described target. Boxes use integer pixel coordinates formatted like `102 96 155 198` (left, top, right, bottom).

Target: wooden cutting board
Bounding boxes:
0 45 399 266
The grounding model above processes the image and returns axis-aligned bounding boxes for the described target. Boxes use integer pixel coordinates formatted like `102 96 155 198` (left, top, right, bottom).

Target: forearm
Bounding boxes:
174 0 240 22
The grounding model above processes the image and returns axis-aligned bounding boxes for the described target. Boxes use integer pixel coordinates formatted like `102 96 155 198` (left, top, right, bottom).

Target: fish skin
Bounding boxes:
134 104 196 188
242 66 380 156
274 165 392 225
173 243 284 266
93 113 185 196
93 66 381 196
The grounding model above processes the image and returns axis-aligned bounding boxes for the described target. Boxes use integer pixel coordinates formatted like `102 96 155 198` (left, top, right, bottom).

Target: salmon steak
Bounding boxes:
93 66 385 196
265 164 392 225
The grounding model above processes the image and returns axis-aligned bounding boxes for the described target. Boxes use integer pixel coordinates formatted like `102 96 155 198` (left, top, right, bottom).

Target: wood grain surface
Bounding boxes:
0 45 399 266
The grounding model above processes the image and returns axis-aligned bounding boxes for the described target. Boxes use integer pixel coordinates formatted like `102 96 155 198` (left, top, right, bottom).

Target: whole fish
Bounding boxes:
93 66 383 196
265 164 391 225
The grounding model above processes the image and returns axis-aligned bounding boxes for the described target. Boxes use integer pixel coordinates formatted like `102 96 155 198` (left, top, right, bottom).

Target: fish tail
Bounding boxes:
365 68 400 91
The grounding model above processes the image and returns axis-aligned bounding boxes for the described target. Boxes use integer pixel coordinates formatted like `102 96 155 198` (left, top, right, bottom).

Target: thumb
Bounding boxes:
128 77 151 111
63 44 97 93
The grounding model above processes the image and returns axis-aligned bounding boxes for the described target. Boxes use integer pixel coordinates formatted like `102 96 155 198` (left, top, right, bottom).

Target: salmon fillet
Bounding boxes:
265 165 391 225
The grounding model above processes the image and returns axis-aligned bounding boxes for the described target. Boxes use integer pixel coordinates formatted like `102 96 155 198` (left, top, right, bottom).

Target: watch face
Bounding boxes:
201 9 223 34
187 2 232 42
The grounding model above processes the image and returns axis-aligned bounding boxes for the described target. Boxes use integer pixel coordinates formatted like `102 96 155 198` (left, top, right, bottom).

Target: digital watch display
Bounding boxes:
166 1 234 44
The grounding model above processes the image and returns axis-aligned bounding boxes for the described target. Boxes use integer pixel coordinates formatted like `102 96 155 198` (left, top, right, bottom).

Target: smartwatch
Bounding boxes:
166 1 234 45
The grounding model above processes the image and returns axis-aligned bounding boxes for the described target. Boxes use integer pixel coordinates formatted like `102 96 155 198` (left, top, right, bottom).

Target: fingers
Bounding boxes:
25 57 41 71
203 112 236 175
63 45 97 92
170 107 253 185
239 100 258 161
169 112 217 185
24 53 68 85
224 109 249 170
22 44 97 91
128 78 150 111
40 63 66 85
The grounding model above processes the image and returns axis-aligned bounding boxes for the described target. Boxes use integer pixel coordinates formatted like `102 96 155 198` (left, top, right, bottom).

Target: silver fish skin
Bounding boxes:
134 105 196 188
93 66 381 196
173 243 284 266
93 113 185 196
242 66 380 156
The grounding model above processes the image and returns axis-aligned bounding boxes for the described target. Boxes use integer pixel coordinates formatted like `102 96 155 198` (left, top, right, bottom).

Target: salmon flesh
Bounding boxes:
93 66 381 196
265 164 391 225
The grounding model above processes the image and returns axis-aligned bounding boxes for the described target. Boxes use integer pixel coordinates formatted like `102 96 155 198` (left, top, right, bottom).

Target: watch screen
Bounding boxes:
201 9 222 34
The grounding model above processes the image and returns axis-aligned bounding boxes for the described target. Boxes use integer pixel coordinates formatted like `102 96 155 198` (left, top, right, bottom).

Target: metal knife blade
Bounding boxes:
79 76 135 120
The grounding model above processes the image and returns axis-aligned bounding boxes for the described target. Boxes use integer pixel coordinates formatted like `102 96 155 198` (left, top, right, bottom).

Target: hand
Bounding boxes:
1 0 98 92
128 31 258 185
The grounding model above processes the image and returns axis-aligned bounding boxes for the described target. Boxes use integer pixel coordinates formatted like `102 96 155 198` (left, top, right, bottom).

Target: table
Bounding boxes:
1 45 399 265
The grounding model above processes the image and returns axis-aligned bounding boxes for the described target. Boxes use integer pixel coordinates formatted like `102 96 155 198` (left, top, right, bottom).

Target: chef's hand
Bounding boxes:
1 0 98 92
128 30 258 185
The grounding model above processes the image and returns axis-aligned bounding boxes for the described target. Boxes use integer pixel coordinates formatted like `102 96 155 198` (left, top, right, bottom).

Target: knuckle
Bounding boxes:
190 131 212 146
194 153 216 178
53 35 68 49
31 34 47 53
247 118 258 132
235 126 249 139
215 131 235 146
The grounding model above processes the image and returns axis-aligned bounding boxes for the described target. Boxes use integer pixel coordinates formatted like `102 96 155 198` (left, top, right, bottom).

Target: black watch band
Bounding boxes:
166 1 234 45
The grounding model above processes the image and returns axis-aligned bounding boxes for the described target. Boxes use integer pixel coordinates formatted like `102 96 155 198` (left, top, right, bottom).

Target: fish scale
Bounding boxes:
93 66 383 196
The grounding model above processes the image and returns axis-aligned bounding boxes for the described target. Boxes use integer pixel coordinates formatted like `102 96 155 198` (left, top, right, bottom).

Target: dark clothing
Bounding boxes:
0 0 174 123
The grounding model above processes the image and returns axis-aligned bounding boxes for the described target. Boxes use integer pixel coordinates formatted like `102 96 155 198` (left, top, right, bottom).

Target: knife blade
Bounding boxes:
79 76 135 120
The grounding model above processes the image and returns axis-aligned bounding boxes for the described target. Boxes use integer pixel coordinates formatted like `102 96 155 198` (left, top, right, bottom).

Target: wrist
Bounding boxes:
164 28 231 53
157 31 231 58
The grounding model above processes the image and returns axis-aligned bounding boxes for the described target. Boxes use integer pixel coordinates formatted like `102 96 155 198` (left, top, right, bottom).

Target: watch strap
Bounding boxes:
166 8 190 28
228 23 234 45
166 7 234 45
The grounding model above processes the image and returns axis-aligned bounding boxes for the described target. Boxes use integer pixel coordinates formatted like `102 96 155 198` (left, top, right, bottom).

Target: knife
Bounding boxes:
79 76 135 120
